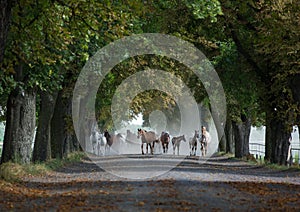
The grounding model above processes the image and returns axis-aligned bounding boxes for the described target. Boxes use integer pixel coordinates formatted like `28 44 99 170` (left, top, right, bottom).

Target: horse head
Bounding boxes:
104 130 110 139
137 128 144 139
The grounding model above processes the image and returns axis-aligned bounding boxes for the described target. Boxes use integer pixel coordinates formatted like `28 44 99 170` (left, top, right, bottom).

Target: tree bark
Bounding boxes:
51 91 64 159
32 91 57 162
264 109 272 162
79 96 89 151
1 86 36 164
270 119 291 165
225 119 234 154
51 91 79 159
219 131 226 152
232 115 251 158
207 105 226 153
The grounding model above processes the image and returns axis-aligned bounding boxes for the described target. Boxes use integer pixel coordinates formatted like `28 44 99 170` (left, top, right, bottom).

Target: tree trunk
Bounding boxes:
212 108 226 153
63 95 80 156
32 91 57 162
0 0 14 63
219 132 226 152
225 119 234 154
1 87 36 164
264 109 272 162
270 119 291 165
232 115 251 158
51 91 79 159
51 91 64 159
79 96 89 151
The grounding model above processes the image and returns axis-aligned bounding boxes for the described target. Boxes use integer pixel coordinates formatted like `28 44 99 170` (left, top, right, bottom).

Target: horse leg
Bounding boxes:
150 142 154 155
166 142 169 153
151 141 155 154
107 145 110 154
141 143 144 155
146 143 148 154
173 144 175 155
177 144 180 155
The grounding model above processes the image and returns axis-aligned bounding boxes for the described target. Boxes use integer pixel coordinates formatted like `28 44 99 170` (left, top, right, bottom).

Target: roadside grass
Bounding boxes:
241 154 300 171
264 161 300 171
214 151 235 158
0 151 86 182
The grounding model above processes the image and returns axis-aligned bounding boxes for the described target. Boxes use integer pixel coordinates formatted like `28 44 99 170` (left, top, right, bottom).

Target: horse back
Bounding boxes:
145 131 157 142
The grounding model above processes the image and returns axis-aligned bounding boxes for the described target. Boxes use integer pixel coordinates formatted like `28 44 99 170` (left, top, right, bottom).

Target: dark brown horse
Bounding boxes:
160 132 170 153
104 130 123 154
137 129 157 155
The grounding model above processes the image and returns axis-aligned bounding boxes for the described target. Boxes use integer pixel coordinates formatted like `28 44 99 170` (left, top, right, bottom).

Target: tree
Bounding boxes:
213 40 264 157
220 0 300 164
1 0 73 164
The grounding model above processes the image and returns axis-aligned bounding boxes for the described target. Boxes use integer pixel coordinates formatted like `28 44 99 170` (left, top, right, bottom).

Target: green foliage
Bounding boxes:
185 0 223 22
95 54 208 130
220 0 300 128
213 40 264 124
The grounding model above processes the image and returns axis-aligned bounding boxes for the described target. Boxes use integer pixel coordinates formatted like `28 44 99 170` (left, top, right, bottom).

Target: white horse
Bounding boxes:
97 133 107 156
90 129 99 155
200 127 211 157
89 123 107 156
171 135 186 155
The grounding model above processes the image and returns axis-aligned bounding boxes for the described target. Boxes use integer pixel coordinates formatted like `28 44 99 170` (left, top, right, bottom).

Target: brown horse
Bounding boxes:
104 130 123 154
160 132 170 153
137 129 157 155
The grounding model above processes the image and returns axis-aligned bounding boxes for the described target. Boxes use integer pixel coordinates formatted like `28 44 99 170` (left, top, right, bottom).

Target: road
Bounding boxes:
1 154 299 211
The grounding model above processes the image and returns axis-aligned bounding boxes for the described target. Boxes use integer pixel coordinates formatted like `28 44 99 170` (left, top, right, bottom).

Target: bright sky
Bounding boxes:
129 113 143 125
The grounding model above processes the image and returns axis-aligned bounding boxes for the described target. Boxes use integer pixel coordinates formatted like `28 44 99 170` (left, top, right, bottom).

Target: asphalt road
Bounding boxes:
1 154 300 211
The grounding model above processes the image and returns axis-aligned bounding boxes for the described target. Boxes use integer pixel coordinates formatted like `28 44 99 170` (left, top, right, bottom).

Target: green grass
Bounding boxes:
294 152 299 165
0 151 86 182
244 154 300 170
214 151 235 158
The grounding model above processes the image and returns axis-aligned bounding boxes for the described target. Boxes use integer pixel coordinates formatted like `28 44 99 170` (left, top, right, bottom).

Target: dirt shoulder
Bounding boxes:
0 155 299 211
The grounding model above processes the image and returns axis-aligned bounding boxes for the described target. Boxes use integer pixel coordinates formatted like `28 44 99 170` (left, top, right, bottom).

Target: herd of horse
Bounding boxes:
89 127 210 157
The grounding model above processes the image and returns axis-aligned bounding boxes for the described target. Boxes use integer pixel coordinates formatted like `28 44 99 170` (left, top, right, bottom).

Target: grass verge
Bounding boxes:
241 154 300 171
0 151 86 182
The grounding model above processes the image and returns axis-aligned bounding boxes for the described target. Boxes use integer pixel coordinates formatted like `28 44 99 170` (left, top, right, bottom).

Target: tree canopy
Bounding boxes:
0 0 299 164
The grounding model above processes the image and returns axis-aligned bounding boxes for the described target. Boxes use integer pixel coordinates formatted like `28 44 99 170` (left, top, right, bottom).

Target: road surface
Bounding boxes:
0 154 299 211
